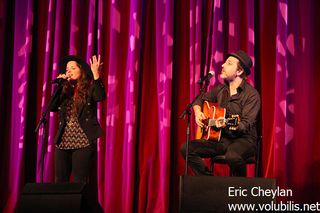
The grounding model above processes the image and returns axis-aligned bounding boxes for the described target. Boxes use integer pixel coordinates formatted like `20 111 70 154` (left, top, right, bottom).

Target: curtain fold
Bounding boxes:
154 0 173 211
3 0 33 212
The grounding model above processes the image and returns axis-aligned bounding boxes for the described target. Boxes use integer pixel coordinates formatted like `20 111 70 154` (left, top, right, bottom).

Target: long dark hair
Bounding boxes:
62 62 90 113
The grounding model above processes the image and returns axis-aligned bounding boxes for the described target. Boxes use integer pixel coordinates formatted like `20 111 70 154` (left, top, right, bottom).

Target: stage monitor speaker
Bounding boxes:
179 176 277 212
16 183 102 213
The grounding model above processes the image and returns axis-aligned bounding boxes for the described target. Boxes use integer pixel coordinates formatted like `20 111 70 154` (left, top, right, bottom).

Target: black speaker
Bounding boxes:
179 176 277 212
16 183 102 213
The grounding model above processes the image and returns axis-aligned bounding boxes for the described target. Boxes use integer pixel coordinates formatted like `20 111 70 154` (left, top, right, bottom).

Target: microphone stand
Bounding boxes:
35 84 62 183
179 78 211 176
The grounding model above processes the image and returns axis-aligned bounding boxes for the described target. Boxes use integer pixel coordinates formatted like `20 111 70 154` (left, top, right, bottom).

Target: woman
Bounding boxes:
50 55 105 183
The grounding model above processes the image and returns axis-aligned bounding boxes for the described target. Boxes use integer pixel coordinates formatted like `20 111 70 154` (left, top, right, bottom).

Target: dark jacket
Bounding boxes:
49 79 106 145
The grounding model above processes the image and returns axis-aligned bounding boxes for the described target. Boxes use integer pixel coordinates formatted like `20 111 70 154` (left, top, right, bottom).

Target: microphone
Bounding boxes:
51 74 72 84
51 78 68 84
197 70 215 84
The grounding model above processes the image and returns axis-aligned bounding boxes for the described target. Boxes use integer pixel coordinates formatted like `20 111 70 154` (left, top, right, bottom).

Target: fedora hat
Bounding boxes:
227 50 252 75
59 55 93 79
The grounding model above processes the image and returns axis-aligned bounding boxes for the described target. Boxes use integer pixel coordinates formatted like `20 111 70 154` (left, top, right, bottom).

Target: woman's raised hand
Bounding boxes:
90 55 103 80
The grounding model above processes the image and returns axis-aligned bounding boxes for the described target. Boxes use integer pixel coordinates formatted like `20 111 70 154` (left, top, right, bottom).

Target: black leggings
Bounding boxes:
55 144 96 183
180 137 256 176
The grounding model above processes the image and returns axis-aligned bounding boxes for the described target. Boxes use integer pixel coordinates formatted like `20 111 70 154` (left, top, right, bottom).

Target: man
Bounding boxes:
180 50 261 176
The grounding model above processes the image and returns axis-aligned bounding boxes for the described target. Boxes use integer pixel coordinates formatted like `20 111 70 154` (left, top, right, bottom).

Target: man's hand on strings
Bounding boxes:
194 106 206 128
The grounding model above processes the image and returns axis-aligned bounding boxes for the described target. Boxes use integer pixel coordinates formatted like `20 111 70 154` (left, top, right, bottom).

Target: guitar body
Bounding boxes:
195 101 240 141
195 101 226 141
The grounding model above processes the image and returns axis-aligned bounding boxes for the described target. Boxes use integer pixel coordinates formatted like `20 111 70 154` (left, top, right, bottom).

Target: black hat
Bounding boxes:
227 50 253 75
59 55 93 79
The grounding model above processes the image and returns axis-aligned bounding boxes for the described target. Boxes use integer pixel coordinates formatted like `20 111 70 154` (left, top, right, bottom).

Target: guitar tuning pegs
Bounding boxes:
229 126 237 131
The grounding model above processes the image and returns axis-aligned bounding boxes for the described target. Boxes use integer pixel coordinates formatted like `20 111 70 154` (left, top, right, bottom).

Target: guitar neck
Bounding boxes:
207 116 239 127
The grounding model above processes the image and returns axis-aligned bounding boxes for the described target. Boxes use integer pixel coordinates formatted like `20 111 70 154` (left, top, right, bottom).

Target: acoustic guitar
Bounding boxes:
195 101 240 141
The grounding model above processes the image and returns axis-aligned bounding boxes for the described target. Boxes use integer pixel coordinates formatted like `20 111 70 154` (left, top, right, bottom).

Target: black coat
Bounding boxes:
49 79 106 145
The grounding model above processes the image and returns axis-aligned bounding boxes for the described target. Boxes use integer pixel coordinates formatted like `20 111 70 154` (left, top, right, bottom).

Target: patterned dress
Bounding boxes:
57 99 90 149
